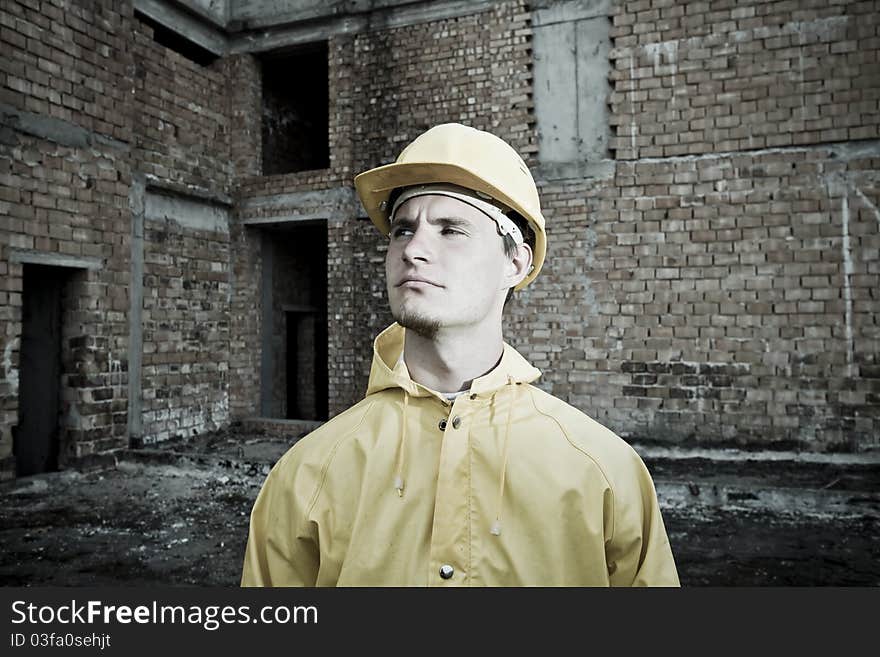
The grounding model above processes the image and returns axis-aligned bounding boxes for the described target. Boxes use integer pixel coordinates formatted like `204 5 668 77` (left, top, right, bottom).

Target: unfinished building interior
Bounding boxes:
0 0 878 488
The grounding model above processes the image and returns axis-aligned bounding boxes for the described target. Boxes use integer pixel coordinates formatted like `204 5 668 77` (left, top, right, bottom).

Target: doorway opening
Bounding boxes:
261 221 328 421
285 306 327 420
16 265 67 476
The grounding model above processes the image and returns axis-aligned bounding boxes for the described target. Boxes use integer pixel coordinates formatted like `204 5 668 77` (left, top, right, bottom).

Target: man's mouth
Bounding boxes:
396 276 442 288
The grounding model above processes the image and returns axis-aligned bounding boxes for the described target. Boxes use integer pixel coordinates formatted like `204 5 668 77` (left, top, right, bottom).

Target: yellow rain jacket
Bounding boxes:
241 323 679 586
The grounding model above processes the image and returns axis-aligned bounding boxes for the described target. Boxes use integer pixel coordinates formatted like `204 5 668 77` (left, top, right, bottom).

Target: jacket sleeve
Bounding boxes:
240 448 321 587
605 448 680 587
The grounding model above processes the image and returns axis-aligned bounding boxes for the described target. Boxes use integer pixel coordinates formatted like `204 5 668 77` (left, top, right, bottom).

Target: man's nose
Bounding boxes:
400 226 432 263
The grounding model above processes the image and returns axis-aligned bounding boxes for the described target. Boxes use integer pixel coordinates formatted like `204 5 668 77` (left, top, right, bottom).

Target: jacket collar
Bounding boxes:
365 322 541 400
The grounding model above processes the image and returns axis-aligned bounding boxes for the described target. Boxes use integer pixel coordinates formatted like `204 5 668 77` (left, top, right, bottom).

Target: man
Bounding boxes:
241 123 679 586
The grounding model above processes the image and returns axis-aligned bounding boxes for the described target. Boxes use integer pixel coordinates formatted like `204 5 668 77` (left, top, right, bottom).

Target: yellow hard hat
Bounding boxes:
354 123 546 290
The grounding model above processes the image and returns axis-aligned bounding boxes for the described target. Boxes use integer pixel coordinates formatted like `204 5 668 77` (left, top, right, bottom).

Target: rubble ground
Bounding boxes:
1 429 878 586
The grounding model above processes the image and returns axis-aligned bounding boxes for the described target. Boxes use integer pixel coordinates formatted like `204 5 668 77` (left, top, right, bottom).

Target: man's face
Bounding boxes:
385 194 512 338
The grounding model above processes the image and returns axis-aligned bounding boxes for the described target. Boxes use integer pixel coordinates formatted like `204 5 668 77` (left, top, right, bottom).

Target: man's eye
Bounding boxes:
441 228 464 236
391 227 413 238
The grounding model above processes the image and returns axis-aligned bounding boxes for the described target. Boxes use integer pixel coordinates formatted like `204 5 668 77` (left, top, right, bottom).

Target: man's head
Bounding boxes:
383 186 534 338
354 123 545 337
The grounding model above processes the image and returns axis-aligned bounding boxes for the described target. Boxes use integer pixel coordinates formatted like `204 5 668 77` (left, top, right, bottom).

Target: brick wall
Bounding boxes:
225 54 262 420
1 0 240 476
140 210 230 443
513 146 880 452
131 16 234 444
507 0 879 451
608 0 880 159
0 0 134 479
2 0 876 471
0 0 131 141
348 1 535 174
132 20 232 191
228 0 878 450
60 267 129 460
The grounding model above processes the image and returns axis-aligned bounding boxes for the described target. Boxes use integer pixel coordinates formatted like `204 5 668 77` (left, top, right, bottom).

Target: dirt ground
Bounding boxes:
1 429 878 587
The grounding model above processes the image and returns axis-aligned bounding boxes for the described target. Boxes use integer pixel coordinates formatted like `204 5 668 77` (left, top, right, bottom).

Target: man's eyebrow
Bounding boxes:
390 215 474 228
431 216 473 227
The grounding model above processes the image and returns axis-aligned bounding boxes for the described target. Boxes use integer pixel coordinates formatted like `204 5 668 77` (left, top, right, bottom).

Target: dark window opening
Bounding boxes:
135 11 219 67
261 42 330 175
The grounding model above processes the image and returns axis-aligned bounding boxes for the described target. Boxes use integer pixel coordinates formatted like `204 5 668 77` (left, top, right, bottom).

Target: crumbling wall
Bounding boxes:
140 193 230 443
132 21 233 191
4 0 875 467
0 0 134 479
130 19 234 444
0 0 243 469
504 0 880 452
225 54 263 421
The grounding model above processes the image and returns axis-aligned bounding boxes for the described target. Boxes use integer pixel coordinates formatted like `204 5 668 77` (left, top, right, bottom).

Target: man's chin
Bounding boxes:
393 309 441 340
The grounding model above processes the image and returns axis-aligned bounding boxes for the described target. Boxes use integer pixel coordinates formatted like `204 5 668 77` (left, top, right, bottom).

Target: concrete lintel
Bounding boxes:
242 214 336 226
172 0 228 28
367 0 495 32
534 160 615 182
145 190 230 233
134 0 228 55
228 16 366 53
0 102 129 151
230 0 349 30
8 248 103 270
228 0 494 53
144 175 232 206
239 186 358 218
531 0 611 27
231 0 493 31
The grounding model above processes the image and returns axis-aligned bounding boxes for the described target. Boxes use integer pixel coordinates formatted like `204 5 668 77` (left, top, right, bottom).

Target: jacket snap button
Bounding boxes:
451 416 462 429
438 419 447 431
439 564 454 579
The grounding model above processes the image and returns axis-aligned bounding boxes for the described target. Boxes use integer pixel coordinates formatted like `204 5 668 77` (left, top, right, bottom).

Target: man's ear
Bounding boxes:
504 243 533 290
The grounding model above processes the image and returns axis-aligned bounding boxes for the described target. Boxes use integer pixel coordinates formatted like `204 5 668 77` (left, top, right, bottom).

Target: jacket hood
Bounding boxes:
365 322 541 399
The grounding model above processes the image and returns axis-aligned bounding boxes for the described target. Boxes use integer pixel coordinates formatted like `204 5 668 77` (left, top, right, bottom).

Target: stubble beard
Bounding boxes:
393 307 442 341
